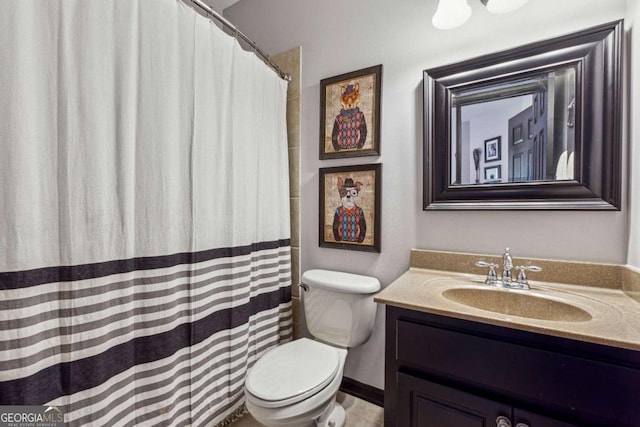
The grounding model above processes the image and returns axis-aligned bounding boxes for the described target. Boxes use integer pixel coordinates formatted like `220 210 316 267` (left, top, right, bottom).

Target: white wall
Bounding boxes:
462 96 530 183
628 0 640 269
225 0 629 389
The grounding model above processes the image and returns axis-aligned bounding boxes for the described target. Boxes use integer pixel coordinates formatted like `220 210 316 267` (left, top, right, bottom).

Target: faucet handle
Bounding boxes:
514 265 542 287
476 261 499 284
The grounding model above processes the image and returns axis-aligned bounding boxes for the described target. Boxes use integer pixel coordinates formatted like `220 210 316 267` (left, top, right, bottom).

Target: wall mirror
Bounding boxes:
423 20 622 210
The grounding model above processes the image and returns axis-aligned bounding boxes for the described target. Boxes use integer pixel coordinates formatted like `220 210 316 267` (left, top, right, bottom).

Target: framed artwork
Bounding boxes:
484 165 502 182
319 163 381 252
319 65 382 159
484 136 501 162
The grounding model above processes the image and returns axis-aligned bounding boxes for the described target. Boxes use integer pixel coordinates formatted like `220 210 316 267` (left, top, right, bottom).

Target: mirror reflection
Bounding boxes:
450 66 576 186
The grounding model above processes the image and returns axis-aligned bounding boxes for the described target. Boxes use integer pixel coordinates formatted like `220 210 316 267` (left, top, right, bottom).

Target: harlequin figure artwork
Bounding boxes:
332 177 367 243
331 83 368 151
320 65 382 159
319 164 381 252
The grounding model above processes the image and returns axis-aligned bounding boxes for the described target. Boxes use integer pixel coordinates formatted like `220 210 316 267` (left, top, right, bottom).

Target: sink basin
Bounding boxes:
441 287 593 322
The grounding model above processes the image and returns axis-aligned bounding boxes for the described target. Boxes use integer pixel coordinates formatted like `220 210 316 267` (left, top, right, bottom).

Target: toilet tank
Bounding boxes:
301 269 381 348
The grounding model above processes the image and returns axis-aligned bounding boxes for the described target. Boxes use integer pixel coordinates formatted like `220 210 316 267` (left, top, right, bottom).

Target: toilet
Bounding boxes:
244 269 381 427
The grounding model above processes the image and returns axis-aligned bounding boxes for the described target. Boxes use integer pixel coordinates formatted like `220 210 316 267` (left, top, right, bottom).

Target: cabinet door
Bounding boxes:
514 409 578 427
398 373 511 427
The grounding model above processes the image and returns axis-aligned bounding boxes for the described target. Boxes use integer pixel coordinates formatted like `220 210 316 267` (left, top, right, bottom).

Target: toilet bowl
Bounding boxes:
243 269 380 427
245 338 347 427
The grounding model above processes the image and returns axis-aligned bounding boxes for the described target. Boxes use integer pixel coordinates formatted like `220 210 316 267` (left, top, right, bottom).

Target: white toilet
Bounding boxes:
244 269 381 427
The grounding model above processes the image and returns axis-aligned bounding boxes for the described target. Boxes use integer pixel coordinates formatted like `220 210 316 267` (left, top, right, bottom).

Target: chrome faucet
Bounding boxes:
502 247 513 285
475 248 541 290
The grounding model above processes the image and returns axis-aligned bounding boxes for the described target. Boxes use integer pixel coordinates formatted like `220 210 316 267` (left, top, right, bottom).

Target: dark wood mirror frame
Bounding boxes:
423 20 622 210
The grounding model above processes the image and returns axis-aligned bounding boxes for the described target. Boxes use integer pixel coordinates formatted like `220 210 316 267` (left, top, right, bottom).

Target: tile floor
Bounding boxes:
230 392 383 427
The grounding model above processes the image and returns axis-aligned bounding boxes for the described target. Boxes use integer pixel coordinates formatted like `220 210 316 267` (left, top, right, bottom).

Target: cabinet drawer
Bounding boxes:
396 319 640 426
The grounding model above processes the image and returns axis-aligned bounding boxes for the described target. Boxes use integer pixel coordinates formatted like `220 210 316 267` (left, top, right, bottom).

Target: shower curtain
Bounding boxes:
0 0 292 425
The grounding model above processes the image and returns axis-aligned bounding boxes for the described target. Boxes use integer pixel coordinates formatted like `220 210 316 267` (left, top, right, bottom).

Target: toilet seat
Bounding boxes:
245 338 340 408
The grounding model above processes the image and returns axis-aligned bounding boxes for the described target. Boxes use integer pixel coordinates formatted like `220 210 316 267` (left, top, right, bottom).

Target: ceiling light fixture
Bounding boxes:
432 0 472 30
432 0 529 30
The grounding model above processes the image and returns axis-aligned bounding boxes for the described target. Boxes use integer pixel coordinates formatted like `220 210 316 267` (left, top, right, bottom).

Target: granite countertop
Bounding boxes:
375 267 640 352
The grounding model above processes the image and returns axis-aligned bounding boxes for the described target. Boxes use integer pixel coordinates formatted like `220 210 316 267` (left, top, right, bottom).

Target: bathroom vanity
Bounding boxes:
375 252 640 427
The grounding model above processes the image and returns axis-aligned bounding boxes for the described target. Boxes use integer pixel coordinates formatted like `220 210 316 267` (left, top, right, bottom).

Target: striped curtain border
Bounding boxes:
1 238 292 406
0 239 291 290
2 287 291 406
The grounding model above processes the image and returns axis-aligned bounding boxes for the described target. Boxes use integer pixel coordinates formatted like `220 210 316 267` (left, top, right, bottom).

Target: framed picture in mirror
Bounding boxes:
484 137 501 162
484 165 502 183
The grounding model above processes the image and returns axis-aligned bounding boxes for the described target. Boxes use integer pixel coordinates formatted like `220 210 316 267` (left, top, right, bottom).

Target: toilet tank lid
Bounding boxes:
301 269 381 294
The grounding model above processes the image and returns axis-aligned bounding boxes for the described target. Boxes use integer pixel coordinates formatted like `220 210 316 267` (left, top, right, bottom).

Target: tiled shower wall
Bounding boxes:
272 47 302 338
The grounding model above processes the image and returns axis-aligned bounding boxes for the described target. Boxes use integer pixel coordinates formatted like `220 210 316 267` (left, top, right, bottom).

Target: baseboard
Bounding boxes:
339 376 384 408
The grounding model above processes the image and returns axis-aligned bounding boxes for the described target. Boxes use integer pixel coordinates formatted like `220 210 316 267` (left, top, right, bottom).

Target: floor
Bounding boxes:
230 392 384 427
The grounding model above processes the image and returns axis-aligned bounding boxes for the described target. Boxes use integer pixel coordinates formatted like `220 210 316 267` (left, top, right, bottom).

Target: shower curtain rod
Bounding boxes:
187 0 292 81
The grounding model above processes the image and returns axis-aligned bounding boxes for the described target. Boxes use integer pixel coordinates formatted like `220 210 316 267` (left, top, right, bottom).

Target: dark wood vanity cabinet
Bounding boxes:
397 373 575 427
384 306 640 427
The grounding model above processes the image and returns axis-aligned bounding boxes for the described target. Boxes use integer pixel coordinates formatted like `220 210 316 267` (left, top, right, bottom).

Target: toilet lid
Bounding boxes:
245 338 340 403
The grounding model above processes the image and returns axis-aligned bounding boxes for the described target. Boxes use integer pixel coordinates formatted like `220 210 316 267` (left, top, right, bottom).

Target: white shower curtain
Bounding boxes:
0 0 292 425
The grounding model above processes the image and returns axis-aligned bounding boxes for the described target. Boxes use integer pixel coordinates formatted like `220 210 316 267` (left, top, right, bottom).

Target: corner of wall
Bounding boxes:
272 46 306 339
626 0 640 269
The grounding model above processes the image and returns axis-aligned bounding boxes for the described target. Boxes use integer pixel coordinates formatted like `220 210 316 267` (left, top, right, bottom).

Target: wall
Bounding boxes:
628 0 640 269
225 0 629 390
272 47 303 338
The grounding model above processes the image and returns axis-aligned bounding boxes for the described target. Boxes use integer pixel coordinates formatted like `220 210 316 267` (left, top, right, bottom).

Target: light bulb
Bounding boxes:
484 0 528 14
432 0 472 30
